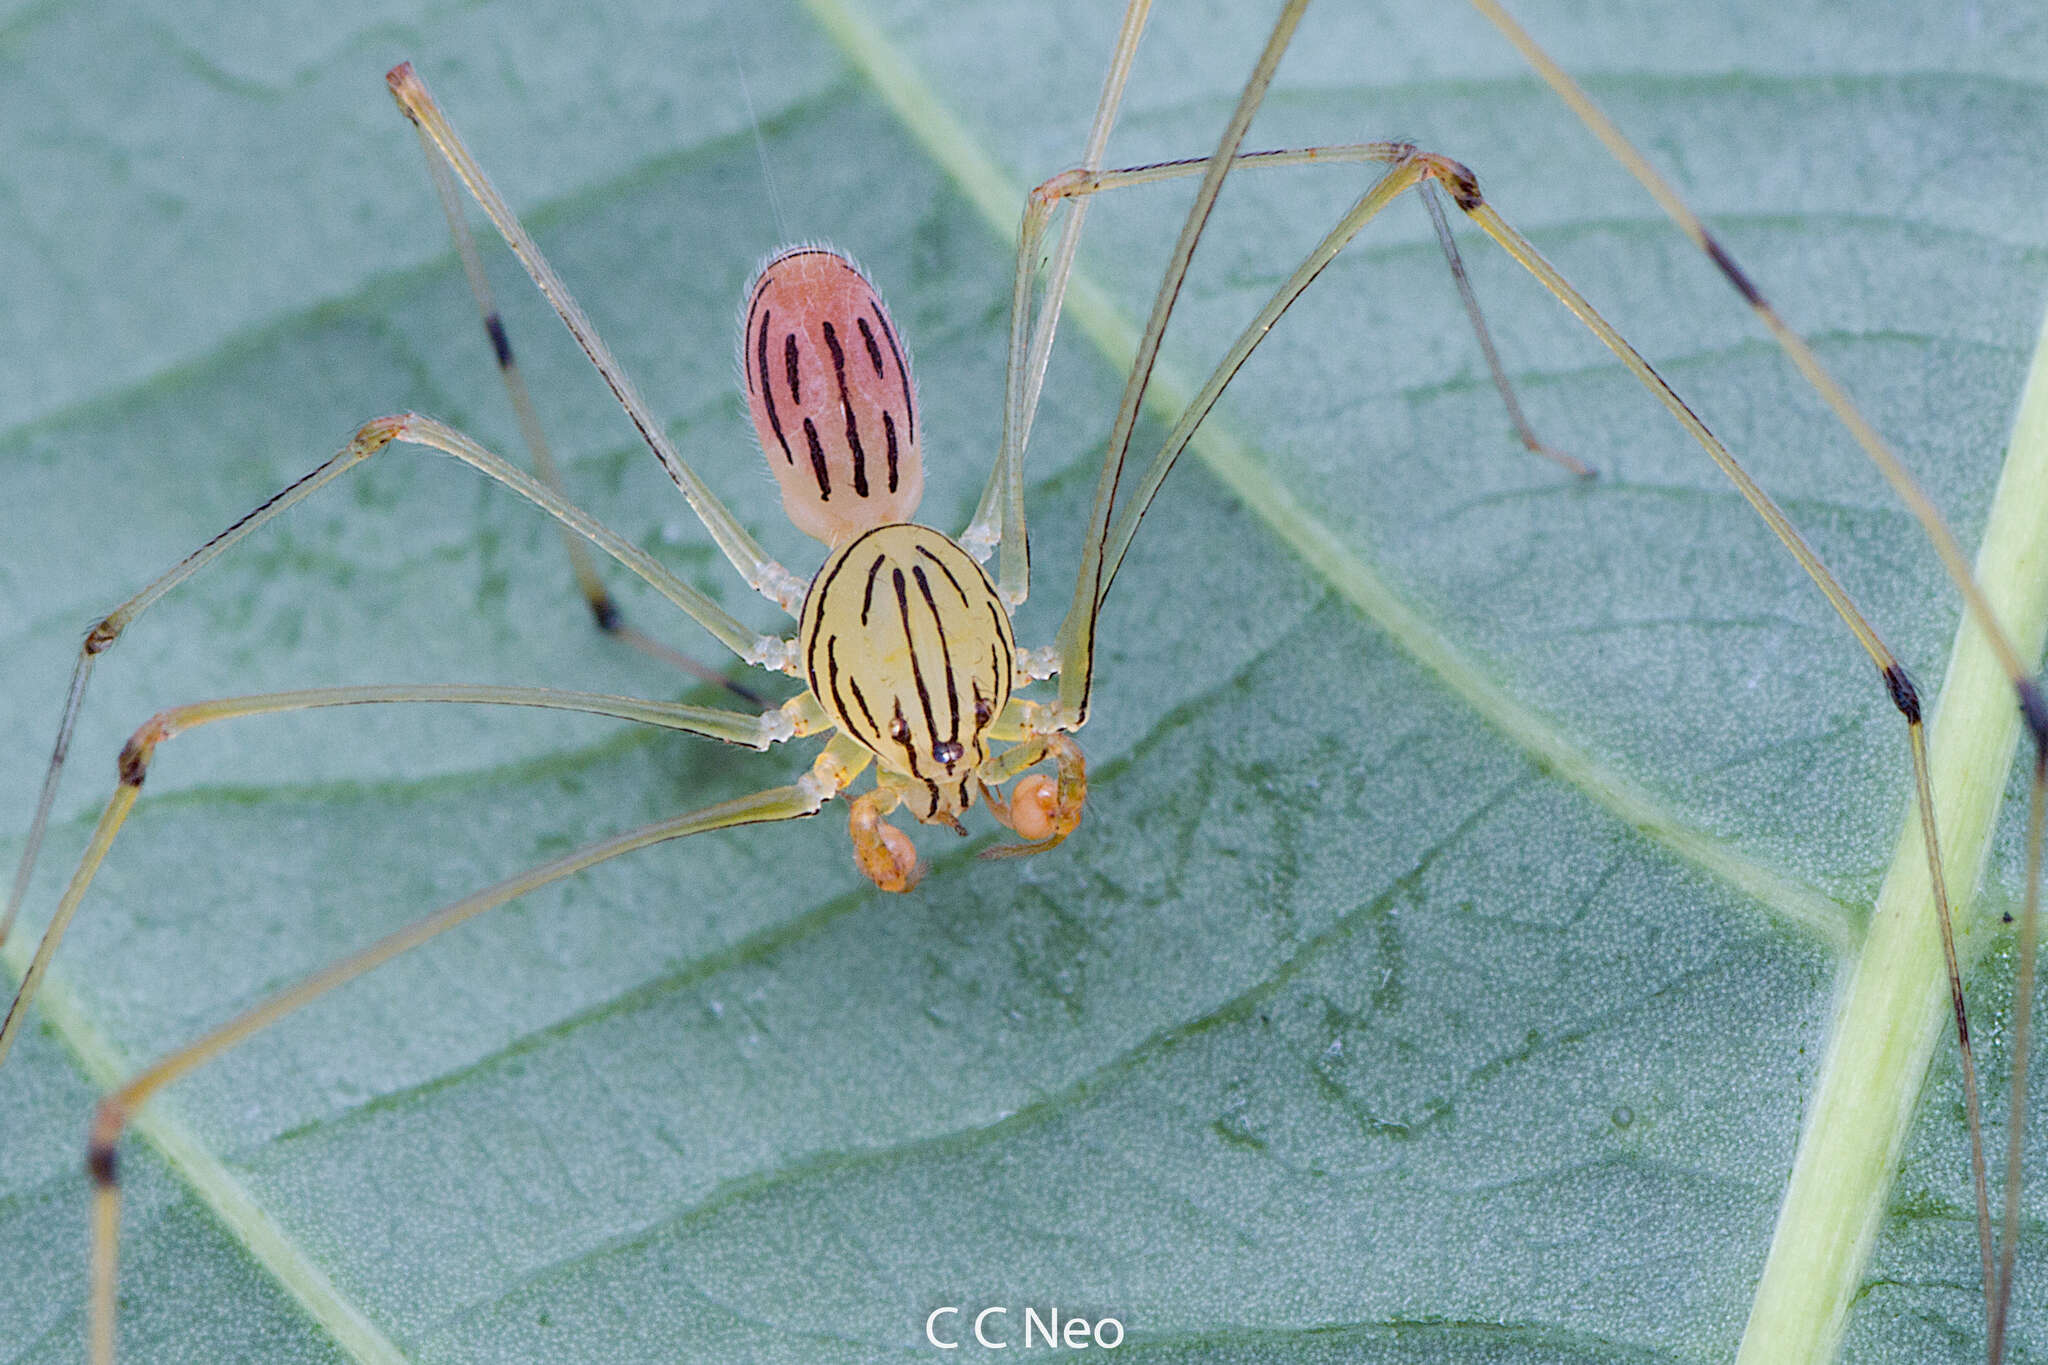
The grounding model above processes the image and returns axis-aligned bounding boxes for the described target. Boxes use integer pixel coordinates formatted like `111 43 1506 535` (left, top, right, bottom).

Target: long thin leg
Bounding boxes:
393 414 793 665
385 64 810 615
1081 154 1910 641
1439 210 2005 1327
1053 0 1313 727
1038 139 1943 805
411 124 757 702
1467 0 2044 714
962 0 1153 603
1462 2 2043 1354
1041 125 2002 1325
1020 8 2004 1350
0 683 827 1071
83 733 871 1365
1416 181 1590 477
0 412 802 999
966 138 1589 604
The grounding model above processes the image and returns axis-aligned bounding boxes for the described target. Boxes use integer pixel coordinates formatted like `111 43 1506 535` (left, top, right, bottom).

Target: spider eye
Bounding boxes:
889 715 911 743
974 698 993 725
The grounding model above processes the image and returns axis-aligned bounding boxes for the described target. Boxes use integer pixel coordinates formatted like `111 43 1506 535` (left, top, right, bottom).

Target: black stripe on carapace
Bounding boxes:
784 332 802 405
805 536 869 698
916 544 971 607
861 553 886 626
912 565 961 749
871 301 914 446
483 312 514 368
882 412 900 492
825 635 869 752
893 568 941 757
823 321 870 497
890 697 936 815
802 417 831 498
824 634 847 725
856 315 886 377
756 310 794 464
986 602 1013 702
846 671 881 738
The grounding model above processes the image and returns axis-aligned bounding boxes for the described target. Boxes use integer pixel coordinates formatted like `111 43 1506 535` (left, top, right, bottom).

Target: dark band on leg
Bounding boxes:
1704 234 1764 309
2021 679 2048 750
1883 664 1922 725
116 740 149 789
483 312 514 368
1441 161 1483 212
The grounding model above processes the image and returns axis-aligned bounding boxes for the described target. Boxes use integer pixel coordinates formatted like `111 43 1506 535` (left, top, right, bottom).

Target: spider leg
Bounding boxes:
965 137 1590 602
961 0 1154 606
2 415 800 981
1 684 826 1070
1039 143 2003 1337
409 116 758 701
1009 6 2008 1350
387 65 809 616
1466 2 2048 1351
77 731 868 1365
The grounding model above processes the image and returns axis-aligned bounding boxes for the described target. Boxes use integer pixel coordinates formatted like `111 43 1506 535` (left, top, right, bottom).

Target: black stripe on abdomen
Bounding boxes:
823 320 869 497
756 309 794 465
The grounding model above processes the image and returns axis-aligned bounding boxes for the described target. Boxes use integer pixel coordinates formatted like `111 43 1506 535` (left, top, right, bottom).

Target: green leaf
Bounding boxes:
3 1 2046 1361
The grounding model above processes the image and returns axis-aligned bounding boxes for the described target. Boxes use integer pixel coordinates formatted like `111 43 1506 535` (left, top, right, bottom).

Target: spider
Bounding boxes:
2 0 2043 1360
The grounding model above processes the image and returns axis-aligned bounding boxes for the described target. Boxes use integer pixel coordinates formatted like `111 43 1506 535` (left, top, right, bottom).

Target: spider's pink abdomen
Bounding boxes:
742 248 924 544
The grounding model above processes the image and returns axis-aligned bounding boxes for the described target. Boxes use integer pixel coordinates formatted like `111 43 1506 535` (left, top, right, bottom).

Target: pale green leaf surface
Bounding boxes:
2 0 2047 1361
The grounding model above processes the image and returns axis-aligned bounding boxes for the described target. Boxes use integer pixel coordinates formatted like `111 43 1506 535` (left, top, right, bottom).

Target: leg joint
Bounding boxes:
1414 151 1483 211
117 713 174 788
